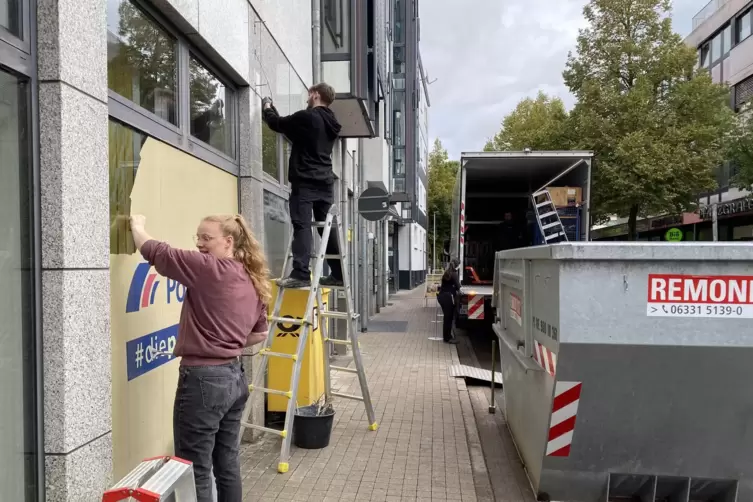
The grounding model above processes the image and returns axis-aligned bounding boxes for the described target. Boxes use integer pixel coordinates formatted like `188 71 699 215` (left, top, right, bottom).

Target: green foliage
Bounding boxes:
427 139 459 268
727 108 753 189
563 0 735 238
484 92 572 151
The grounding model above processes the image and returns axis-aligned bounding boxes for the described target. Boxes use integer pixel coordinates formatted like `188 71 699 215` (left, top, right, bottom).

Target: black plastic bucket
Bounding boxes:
292 405 335 449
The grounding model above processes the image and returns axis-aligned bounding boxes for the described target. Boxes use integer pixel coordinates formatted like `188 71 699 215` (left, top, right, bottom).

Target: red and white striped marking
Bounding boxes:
533 340 557 376
546 381 582 457
467 294 485 320
460 202 466 247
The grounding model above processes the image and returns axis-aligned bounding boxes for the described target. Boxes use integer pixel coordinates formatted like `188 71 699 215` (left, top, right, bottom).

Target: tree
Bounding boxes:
484 92 572 151
727 107 753 189
563 0 735 238
427 139 459 269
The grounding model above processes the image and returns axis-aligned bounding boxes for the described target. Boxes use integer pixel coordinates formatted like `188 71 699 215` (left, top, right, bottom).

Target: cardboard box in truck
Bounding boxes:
548 186 582 207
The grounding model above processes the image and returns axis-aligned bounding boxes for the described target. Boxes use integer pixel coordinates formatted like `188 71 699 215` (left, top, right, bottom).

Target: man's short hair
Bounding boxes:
309 83 336 106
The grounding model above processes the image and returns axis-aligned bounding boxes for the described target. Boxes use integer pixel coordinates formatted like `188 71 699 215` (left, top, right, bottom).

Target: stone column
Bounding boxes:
37 0 111 500
238 72 266 441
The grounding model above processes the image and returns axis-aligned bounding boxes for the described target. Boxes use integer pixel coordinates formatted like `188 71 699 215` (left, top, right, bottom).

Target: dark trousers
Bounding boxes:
437 292 455 341
173 361 248 502
289 183 342 280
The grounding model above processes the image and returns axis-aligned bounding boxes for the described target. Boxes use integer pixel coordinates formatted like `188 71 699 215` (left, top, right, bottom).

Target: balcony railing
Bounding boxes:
692 0 730 30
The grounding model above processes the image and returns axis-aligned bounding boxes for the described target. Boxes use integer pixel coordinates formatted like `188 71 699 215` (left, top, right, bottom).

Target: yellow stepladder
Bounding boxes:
239 205 377 474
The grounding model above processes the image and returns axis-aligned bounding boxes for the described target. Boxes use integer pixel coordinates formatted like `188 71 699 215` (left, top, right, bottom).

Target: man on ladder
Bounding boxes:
262 82 343 288
242 85 376 476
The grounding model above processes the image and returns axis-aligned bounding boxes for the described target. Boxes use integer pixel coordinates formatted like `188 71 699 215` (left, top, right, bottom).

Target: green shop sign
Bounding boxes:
665 228 683 242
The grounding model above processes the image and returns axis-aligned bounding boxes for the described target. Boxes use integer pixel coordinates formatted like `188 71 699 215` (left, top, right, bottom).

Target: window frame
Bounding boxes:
0 0 30 54
106 0 240 176
323 0 344 49
0 0 43 499
186 50 238 162
699 22 733 69
737 8 752 44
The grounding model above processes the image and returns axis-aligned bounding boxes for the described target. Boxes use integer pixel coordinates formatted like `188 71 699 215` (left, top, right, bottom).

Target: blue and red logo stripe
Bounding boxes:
126 262 160 313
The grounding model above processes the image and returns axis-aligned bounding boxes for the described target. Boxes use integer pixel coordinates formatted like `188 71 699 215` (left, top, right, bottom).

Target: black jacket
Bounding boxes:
439 271 461 296
262 105 342 186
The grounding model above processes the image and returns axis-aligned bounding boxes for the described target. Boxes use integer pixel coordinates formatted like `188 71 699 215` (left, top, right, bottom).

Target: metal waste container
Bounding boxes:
492 242 753 502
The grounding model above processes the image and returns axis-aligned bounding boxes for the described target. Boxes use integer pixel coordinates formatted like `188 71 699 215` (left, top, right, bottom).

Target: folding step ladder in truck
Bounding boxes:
239 205 377 473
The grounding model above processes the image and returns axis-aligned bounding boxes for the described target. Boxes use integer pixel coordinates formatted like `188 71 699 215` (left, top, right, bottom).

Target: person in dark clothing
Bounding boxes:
262 82 343 289
497 211 524 250
437 258 461 344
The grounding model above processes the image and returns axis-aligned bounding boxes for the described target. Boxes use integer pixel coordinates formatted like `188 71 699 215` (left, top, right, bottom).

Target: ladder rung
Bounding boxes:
261 351 296 360
545 232 565 240
320 311 358 320
268 316 311 326
292 253 342 260
320 283 348 290
332 391 364 401
240 422 285 437
542 221 561 230
539 211 557 219
312 222 328 227
532 190 548 198
331 365 358 374
325 338 352 345
536 201 553 209
249 385 292 398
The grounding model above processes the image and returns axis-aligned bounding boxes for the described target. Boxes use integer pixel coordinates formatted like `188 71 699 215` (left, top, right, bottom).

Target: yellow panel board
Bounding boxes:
267 284 328 412
110 137 239 480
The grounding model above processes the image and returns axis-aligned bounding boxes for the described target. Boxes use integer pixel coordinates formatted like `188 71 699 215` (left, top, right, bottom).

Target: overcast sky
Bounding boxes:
420 0 708 160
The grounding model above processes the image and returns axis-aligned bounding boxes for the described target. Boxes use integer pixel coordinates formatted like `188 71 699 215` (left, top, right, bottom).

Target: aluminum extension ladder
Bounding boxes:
102 456 197 501
239 205 377 473
532 189 568 243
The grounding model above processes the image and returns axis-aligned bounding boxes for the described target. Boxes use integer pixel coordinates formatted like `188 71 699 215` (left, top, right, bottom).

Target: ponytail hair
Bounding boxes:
443 258 460 281
203 214 272 305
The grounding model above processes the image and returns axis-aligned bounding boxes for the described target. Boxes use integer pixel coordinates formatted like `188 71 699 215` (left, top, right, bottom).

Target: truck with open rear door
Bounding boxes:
449 151 592 330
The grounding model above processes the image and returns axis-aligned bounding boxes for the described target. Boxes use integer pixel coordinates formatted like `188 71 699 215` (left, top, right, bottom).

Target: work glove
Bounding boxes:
261 96 273 109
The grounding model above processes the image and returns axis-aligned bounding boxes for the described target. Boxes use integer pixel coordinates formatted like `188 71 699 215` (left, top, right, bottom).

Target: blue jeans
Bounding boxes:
174 360 248 502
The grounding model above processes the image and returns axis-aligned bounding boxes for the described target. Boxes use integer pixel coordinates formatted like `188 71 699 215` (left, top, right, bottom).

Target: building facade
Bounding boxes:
592 0 753 241
390 0 428 290
0 0 412 499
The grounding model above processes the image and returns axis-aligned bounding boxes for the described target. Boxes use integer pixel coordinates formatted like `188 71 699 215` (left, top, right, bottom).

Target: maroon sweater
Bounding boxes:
140 240 268 366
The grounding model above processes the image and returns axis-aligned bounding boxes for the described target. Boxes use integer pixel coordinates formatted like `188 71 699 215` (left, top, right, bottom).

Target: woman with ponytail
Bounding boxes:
129 213 270 502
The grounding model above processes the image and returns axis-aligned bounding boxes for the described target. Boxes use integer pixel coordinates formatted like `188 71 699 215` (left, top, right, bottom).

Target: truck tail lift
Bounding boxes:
491 242 752 502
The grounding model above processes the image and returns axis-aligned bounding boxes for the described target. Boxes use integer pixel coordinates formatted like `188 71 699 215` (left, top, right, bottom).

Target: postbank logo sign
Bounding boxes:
125 262 186 380
126 262 187 313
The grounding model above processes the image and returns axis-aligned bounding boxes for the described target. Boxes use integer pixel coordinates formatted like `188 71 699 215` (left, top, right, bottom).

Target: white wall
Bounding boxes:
249 0 313 86
398 224 411 269
411 224 425 269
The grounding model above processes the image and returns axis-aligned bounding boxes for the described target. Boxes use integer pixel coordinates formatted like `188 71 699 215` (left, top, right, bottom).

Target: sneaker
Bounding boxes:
276 276 311 289
319 275 344 287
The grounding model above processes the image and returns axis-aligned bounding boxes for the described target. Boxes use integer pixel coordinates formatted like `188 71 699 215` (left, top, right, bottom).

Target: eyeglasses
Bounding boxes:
193 234 219 244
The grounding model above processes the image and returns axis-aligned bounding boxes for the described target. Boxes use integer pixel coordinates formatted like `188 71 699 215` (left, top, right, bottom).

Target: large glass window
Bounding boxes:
189 55 234 157
711 31 723 63
723 24 732 55
263 190 290 278
107 0 178 125
0 68 37 501
262 123 279 179
738 10 752 43
0 0 21 37
109 120 146 254
699 43 710 68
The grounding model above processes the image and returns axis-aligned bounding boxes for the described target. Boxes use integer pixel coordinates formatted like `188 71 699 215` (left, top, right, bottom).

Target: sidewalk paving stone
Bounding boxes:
239 287 493 501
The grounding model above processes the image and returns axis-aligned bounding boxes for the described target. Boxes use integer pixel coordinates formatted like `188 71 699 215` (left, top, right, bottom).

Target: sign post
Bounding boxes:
712 203 719 242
